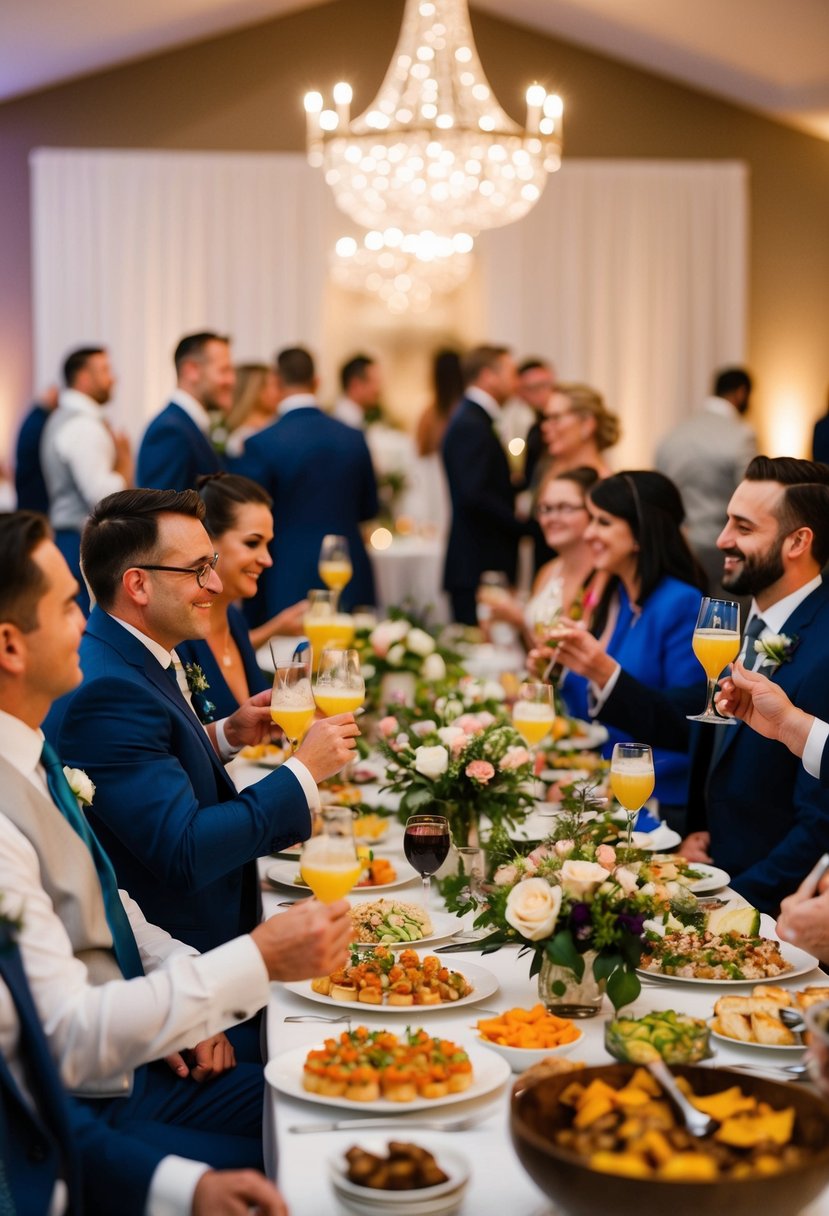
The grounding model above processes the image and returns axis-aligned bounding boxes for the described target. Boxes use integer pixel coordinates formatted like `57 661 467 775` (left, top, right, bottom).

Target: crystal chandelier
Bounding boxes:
331 229 474 314
304 0 563 238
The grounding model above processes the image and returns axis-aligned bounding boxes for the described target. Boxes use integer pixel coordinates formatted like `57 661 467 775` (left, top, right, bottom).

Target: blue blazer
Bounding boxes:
237 407 378 617
0 928 159 1216
441 398 525 592
51 608 311 952
560 576 703 806
177 605 268 718
599 577 829 913
14 404 51 513
137 402 222 491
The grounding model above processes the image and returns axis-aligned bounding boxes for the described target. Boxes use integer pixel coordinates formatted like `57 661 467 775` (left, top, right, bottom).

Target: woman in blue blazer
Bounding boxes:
554 471 707 830
177 473 307 719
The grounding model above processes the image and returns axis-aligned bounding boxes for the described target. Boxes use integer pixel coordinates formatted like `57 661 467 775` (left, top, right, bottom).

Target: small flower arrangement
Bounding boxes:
63 766 95 806
356 610 465 711
183 663 217 724
754 632 798 669
378 710 536 846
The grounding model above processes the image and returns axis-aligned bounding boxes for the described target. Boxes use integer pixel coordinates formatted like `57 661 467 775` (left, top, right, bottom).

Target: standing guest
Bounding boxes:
52 488 358 965
415 349 463 458
538 383 619 484
237 347 378 617
543 471 707 830
656 367 756 593
223 363 280 462
0 509 352 1182
442 345 529 625
333 354 383 429
177 473 308 719
137 332 233 491
515 357 556 491
40 347 132 614
14 385 58 512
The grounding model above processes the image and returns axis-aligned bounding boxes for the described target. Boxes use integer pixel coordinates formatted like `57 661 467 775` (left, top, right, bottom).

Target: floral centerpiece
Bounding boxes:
377 709 536 847
356 611 466 712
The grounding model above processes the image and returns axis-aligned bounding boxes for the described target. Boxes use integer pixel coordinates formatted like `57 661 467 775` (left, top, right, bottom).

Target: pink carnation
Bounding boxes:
456 713 485 735
465 759 495 784
378 716 399 738
595 844 617 870
500 747 531 770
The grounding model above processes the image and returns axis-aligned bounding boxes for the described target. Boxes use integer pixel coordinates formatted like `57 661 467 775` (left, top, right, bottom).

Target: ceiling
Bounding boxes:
2 0 828 140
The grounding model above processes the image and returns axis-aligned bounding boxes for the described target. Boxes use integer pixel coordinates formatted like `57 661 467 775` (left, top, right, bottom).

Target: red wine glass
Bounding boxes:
403 814 451 905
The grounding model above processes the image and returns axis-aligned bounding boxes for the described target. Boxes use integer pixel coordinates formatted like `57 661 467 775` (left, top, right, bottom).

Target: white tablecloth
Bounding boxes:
370 534 449 623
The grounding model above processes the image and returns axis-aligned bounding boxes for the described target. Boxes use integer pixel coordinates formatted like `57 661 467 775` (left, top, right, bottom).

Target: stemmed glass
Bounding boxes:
314 649 365 717
299 807 362 903
404 814 450 905
688 597 741 724
610 742 655 848
270 660 315 755
512 681 555 758
303 589 355 673
318 535 352 611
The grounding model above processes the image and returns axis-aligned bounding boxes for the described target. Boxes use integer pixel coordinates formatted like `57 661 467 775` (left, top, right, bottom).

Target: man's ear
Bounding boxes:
786 527 813 561
0 622 27 677
121 569 152 607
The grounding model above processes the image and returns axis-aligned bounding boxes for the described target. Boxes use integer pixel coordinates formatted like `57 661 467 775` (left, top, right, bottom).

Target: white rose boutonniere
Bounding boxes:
754 632 798 670
63 767 95 806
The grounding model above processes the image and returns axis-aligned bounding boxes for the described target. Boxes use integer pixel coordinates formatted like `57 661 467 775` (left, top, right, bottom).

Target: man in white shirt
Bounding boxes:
40 346 132 612
332 353 383 429
0 509 352 1208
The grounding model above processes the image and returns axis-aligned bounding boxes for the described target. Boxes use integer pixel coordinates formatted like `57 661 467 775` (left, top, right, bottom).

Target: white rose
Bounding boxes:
559 859 610 899
386 644 406 666
613 865 639 896
421 652 446 681
63 766 95 806
482 680 507 702
441 697 464 719
437 726 466 747
406 627 436 657
505 878 562 941
370 619 410 657
413 745 449 779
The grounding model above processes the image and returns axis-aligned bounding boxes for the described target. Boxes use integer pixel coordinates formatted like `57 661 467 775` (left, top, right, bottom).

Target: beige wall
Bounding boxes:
1 0 828 458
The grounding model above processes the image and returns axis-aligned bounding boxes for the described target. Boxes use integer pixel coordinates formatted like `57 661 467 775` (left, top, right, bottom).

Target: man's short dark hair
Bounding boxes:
518 358 551 377
460 345 510 389
276 347 315 389
63 347 105 388
174 332 229 375
0 512 51 631
714 367 752 398
81 489 205 611
744 456 829 566
340 355 374 393
745 456 829 488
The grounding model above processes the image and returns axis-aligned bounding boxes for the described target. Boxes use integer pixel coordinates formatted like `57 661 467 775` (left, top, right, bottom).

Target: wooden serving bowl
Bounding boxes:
510 1062 829 1216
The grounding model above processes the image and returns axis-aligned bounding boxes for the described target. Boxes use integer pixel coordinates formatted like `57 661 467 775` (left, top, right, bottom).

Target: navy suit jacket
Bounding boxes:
137 403 222 491
51 608 310 952
599 577 829 913
177 605 267 718
237 407 378 617
0 929 159 1216
14 404 51 513
441 398 525 592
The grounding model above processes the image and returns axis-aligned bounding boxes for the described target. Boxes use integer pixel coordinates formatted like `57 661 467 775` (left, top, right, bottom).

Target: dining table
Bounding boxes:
228 758 829 1215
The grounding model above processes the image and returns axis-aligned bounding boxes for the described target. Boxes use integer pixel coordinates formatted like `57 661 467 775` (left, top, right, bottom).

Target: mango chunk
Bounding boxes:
658 1153 719 1181
715 1107 795 1148
590 1151 651 1179
691 1086 758 1120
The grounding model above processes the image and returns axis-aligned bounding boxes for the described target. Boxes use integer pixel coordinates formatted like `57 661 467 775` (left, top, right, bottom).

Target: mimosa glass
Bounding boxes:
302 589 355 673
688 597 741 725
318 535 352 611
610 742 655 848
300 807 362 903
512 682 555 750
314 649 365 717
270 660 315 754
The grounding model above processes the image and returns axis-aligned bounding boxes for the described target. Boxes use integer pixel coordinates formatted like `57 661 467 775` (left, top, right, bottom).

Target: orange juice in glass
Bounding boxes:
300 807 361 902
314 649 365 717
688 597 741 725
610 742 655 848
512 682 555 748
319 535 352 610
270 661 315 753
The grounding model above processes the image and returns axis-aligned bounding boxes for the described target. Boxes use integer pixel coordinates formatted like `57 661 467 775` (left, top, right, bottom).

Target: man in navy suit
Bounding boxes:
441 345 529 624
137 332 231 491
585 457 829 913
53 487 358 958
13 387 58 512
237 346 378 618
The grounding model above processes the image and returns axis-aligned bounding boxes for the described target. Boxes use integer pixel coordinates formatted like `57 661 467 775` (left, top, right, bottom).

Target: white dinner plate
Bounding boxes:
265 859 415 895
638 939 820 985
552 721 608 751
630 825 682 852
282 957 499 1014
265 1039 510 1113
349 906 463 949
687 863 731 894
709 1022 806 1054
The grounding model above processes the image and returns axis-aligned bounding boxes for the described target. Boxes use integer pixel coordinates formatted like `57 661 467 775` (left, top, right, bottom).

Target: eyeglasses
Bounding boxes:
541 409 576 424
536 502 587 519
133 553 220 588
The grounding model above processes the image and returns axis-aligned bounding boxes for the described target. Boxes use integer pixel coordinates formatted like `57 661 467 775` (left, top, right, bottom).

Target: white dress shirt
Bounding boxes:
169 389 212 434
49 389 126 508
464 385 501 423
277 392 318 416
331 396 365 429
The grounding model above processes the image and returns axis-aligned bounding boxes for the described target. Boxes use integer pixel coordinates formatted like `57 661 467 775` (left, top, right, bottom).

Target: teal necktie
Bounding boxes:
40 741 143 980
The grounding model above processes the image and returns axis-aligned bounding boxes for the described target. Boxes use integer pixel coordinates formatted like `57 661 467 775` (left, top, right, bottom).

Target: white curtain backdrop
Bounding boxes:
30 150 747 462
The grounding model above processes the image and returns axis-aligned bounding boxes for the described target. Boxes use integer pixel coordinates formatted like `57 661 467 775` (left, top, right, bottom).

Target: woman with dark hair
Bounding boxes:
416 348 463 458
546 470 707 829
177 473 307 718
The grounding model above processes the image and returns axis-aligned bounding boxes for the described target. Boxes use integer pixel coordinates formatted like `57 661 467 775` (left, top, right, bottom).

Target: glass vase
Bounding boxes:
537 949 606 1018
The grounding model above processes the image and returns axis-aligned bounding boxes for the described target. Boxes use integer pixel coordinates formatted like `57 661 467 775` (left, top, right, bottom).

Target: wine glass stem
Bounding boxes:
331 588 340 612
704 676 717 717
626 810 637 848
421 874 431 906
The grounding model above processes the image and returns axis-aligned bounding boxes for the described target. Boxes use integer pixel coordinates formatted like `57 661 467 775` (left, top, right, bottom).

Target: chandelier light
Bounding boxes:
304 0 563 237
331 229 474 314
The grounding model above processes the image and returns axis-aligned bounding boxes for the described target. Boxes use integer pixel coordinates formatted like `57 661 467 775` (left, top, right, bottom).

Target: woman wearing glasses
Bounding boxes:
538 383 620 483
177 473 307 719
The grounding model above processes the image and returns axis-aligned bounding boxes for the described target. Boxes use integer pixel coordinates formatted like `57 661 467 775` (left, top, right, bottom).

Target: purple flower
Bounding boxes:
569 901 593 942
615 911 646 937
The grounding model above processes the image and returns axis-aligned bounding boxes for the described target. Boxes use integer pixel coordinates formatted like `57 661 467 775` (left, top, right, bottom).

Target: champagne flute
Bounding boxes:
318 535 352 611
303 588 355 674
476 570 510 624
270 660 315 755
512 682 555 766
314 649 365 717
687 597 741 724
610 742 655 848
404 814 450 905
299 807 362 903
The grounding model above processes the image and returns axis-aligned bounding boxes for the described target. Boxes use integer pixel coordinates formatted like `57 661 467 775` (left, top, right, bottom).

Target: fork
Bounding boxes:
283 1014 352 1027
288 1115 483 1134
720 1061 809 1081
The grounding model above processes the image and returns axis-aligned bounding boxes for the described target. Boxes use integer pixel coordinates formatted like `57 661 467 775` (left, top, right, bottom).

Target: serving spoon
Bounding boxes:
646 1060 716 1137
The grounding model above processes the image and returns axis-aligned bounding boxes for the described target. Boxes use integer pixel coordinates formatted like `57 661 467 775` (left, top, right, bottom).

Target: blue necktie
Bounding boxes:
40 741 143 980
741 615 768 671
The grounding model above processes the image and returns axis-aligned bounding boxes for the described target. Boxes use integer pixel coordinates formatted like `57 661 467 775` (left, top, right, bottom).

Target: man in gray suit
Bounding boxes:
656 367 756 593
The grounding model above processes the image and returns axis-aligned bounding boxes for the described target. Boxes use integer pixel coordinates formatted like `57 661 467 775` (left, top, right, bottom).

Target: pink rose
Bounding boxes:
527 845 554 867
465 759 495 784
477 711 496 727
595 844 617 871
378 716 399 738
456 713 485 735
500 747 531 770
554 839 575 857
493 863 519 886
451 735 469 757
